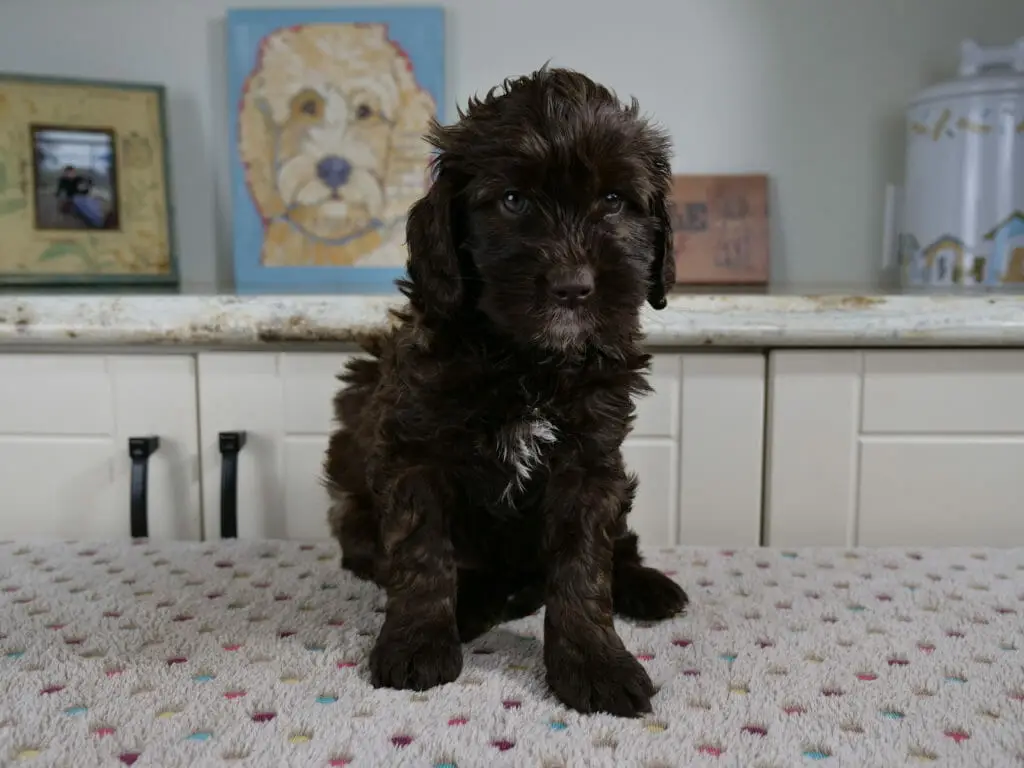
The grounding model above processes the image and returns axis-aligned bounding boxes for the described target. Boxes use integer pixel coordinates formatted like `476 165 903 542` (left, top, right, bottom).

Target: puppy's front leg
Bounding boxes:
542 465 655 717
369 467 463 691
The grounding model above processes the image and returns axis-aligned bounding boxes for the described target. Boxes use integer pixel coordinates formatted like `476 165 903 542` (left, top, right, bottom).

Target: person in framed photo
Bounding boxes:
55 164 109 227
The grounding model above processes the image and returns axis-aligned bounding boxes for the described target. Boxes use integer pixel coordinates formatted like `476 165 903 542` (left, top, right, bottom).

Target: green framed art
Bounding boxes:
0 73 177 289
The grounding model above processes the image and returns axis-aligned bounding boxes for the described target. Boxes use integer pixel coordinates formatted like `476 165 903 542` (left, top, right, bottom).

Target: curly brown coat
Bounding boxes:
323 66 688 717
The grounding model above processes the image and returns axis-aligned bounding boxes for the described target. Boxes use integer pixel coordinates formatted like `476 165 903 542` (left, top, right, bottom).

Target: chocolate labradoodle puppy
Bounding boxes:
324 66 688 717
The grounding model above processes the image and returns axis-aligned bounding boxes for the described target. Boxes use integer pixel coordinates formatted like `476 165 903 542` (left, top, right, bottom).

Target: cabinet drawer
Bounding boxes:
0 355 113 434
859 438 1024 547
862 351 1024 434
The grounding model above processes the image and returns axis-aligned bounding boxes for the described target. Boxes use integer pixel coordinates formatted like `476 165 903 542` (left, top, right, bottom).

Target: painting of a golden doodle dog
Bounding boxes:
227 7 445 293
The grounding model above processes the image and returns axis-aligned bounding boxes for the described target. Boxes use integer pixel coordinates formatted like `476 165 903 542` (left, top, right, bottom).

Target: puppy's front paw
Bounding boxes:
546 642 656 717
613 566 689 621
369 620 463 691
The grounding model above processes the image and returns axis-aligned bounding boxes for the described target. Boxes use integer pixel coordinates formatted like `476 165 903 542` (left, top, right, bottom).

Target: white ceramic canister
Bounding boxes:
900 38 1024 291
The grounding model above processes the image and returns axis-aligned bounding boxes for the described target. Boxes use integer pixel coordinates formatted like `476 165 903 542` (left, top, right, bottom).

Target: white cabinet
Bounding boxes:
8 344 1024 548
765 350 1024 548
0 354 201 540
197 351 766 549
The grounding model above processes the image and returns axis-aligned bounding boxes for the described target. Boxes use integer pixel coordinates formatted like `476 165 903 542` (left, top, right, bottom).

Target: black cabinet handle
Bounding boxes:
128 436 160 538
218 431 247 539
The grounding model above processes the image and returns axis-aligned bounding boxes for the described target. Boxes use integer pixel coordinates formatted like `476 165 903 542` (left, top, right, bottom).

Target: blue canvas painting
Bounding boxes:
226 6 445 293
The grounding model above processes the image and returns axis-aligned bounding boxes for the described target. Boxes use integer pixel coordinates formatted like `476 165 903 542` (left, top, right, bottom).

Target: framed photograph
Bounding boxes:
226 6 446 294
669 174 770 286
0 73 176 288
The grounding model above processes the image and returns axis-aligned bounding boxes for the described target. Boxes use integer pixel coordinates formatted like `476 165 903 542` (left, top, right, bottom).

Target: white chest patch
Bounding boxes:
497 415 558 502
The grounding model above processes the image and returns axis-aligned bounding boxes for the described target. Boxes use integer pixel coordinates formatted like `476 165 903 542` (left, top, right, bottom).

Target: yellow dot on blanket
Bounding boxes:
16 748 42 759
288 733 312 744
156 710 178 719
645 721 668 733
280 675 302 684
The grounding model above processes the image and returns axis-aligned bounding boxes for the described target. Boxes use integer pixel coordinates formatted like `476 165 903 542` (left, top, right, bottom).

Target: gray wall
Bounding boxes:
2 0 1021 293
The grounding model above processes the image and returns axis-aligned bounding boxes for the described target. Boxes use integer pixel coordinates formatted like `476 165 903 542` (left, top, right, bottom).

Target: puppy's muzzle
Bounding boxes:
548 267 595 309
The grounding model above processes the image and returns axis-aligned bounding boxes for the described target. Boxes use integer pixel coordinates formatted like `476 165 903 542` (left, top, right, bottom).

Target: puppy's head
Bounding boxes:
402 66 674 352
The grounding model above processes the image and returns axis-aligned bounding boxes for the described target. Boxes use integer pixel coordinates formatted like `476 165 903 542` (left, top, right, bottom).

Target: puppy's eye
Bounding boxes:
600 191 624 214
291 89 324 118
355 103 373 120
500 190 529 215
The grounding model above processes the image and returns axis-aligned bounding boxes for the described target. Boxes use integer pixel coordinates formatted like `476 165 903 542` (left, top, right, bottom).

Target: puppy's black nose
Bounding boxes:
549 269 595 307
317 155 352 189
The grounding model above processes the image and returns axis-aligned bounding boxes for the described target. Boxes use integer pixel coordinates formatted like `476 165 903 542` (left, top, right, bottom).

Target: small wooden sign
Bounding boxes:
669 174 770 286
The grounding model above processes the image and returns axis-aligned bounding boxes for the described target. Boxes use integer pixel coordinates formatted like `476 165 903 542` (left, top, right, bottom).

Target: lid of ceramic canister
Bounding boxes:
909 37 1024 106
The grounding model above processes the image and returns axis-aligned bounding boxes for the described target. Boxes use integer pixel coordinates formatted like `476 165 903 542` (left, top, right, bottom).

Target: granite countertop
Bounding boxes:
1 293 1023 348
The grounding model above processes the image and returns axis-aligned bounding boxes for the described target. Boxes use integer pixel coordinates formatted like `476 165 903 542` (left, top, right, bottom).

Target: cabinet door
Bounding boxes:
764 350 862 547
0 354 200 540
197 352 343 540
628 353 765 549
765 350 1024 548
677 353 765 547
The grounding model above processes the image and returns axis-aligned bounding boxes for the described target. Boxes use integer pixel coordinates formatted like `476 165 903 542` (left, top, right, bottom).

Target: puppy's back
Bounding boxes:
323 332 391 512
334 334 385 432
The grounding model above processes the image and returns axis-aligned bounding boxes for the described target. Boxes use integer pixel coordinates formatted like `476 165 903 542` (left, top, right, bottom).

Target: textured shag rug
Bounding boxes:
0 539 1022 767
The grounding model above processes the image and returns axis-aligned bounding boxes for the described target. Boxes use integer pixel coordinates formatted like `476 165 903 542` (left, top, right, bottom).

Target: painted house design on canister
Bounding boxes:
904 211 1024 288
919 235 966 285
984 211 1024 283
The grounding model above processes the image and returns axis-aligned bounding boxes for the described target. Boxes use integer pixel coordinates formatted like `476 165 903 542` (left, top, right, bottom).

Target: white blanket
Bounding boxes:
1 539 1022 767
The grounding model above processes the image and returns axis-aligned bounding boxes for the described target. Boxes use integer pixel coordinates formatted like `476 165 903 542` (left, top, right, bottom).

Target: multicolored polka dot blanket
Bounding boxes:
1 539 1022 767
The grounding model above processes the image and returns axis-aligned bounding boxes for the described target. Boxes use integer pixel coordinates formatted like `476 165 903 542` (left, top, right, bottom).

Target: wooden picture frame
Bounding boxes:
0 73 176 289
669 174 770 287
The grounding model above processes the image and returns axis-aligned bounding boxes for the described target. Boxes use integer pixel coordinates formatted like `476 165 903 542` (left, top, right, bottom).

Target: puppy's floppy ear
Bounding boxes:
647 191 676 310
383 53 438 224
237 75 287 221
403 159 464 321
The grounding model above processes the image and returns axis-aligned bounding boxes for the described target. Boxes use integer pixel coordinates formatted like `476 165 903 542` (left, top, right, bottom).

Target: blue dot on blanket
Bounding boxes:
803 750 831 760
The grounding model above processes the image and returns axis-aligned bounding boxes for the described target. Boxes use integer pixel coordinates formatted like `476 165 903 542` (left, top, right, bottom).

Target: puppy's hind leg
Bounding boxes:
612 531 688 621
329 490 382 585
610 475 688 621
